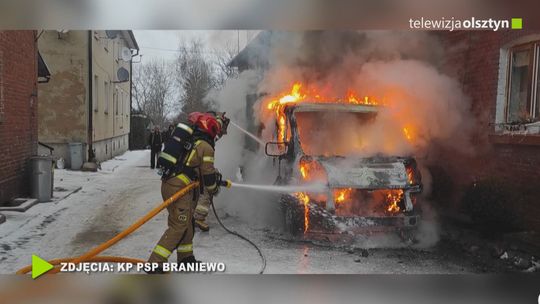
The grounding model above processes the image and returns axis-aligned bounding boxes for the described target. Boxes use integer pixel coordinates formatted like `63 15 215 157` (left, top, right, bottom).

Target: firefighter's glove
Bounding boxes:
216 172 223 185
211 185 220 197
204 172 221 197
212 172 223 197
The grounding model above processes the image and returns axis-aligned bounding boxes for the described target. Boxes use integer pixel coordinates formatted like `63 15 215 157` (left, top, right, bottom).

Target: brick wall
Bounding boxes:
0 31 38 203
436 30 540 230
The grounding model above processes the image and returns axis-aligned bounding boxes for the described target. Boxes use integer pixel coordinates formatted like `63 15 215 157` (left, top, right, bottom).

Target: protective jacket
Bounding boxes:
175 136 219 197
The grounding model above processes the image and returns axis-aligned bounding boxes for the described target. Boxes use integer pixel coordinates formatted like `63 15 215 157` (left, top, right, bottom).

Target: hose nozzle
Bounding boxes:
219 179 232 188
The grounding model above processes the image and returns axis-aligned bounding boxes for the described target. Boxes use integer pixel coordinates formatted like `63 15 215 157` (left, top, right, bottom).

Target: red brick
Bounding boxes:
436 30 540 230
0 30 38 203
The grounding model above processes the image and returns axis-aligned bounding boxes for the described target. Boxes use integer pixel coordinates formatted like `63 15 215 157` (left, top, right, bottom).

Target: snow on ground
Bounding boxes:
0 150 481 274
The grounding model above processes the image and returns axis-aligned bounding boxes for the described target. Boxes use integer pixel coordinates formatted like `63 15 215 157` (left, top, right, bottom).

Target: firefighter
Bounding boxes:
192 112 229 232
148 126 163 169
147 112 228 272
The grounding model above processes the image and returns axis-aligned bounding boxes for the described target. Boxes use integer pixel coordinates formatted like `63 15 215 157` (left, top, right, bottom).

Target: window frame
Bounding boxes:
115 87 119 115
534 44 540 118
504 40 540 123
0 58 4 123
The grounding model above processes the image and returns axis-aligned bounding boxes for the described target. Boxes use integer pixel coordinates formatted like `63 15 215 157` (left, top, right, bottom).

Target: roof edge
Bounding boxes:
122 30 139 50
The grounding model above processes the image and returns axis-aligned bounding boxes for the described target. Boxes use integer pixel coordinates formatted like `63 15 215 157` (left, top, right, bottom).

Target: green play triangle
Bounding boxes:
32 255 53 279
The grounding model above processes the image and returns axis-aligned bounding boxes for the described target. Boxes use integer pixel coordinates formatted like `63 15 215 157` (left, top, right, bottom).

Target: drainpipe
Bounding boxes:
129 48 139 150
87 31 94 161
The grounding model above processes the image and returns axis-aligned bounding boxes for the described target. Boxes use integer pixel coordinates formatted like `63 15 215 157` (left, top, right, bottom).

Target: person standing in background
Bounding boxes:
162 124 175 143
148 126 162 169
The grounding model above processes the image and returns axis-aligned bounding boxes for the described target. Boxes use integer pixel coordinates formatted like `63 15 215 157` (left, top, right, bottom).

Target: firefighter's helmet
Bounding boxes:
192 112 222 139
188 112 204 124
189 111 229 139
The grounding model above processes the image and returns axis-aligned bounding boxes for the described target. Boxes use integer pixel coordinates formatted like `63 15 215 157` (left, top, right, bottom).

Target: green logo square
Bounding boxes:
511 18 522 29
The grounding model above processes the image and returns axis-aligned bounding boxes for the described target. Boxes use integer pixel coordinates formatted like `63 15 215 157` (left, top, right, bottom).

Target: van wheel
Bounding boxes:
398 228 419 245
281 195 305 236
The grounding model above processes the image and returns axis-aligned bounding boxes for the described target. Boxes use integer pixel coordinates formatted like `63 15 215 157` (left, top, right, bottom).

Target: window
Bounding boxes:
114 87 118 115
125 91 130 117
506 41 540 123
93 75 99 112
104 81 109 114
115 40 120 63
121 91 124 115
119 91 124 129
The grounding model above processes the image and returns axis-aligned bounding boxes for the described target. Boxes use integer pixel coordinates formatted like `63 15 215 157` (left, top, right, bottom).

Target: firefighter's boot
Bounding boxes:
145 265 166 275
179 255 201 266
195 219 209 231
194 191 211 231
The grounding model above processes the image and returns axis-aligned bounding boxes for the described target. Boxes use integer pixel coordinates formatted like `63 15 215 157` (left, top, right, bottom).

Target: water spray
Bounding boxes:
219 180 327 194
229 120 266 146
226 122 329 193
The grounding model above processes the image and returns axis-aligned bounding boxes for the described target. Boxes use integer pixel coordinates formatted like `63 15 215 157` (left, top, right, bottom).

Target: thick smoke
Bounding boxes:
207 31 474 245
258 31 474 158
206 71 284 227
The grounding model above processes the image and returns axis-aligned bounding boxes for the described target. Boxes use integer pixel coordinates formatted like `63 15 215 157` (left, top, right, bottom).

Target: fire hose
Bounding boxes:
15 181 265 275
212 180 266 274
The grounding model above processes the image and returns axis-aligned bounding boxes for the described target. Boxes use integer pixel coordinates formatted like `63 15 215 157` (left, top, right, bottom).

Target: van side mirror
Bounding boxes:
265 142 288 157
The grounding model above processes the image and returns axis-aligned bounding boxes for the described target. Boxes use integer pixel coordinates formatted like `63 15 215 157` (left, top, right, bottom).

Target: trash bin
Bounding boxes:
69 142 83 170
30 156 54 202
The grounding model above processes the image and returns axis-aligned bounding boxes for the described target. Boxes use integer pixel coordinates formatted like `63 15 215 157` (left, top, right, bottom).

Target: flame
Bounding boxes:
406 166 415 185
266 83 306 143
402 126 415 142
334 188 352 204
295 192 310 232
264 83 379 143
385 189 404 213
264 82 418 232
300 166 307 179
298 158 327 183
264 82 417 145
347 90 378 106
297 159 329 233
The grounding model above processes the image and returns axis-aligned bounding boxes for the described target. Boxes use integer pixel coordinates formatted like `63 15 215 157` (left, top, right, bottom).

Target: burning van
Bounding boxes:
260 84 423 240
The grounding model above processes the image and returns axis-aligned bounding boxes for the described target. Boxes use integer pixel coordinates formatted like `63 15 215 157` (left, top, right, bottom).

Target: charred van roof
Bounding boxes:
286 102 379 113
